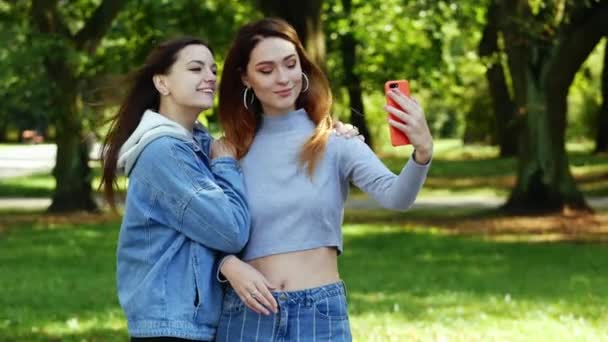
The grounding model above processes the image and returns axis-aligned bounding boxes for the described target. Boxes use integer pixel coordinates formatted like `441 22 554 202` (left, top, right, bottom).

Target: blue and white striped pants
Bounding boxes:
216 281 352 342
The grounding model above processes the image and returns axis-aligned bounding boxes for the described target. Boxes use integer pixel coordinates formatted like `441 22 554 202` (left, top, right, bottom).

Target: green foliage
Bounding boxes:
0 0 604 147
0 0 261 140
0 2 53 138
567 39 605 141
324 0 490 145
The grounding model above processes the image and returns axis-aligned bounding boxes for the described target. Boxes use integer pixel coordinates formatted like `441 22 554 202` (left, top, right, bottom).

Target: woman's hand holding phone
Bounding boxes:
384 80 433 164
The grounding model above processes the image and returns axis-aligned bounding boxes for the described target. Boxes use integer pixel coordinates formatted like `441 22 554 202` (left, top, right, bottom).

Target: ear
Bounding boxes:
153 74 170 96
240 73 250 89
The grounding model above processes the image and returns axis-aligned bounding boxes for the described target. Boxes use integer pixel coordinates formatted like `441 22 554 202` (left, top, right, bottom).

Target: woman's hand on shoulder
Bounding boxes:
220 256 278 315
211 137 237 159
333 121 365 142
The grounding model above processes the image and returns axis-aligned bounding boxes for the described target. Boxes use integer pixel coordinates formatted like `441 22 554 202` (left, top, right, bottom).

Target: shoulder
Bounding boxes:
327 134 371 157
139 136 193 164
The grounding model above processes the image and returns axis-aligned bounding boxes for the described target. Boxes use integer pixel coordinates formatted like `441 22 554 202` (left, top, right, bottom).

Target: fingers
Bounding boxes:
333 120 345 131
262 279 279 311
384 105 411 125
387 90 422 116
242 290 271 315
344 124 359 138
254 285 278 314
388 118 409 134
236 281 278 315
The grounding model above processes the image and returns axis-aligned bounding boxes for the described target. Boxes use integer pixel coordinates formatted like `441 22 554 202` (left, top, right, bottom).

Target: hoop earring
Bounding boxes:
243 87 255 110
301 73 309 93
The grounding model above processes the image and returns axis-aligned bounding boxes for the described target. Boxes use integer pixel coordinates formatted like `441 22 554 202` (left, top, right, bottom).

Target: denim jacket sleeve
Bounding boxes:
137 137 250 253
337 137 430 211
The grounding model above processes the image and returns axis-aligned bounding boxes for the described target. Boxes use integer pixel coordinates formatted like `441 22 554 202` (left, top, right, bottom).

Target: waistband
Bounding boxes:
227 281 346 305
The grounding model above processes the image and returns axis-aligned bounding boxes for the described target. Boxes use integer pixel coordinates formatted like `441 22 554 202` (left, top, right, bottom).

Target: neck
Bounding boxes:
258 108 313 134
261 105 296 117
158 99 200 131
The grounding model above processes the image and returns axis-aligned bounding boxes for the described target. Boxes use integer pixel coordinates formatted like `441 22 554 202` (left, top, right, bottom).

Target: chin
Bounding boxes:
193 101 213 111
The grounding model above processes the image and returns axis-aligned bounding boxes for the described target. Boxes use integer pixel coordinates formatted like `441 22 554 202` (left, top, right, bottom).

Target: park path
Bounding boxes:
1 144 607 211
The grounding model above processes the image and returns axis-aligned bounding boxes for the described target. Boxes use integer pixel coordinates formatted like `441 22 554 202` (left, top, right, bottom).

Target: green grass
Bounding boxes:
0 218 125 341
1 212 607 341
0 163 127 199
341 224 608 341
0 172 56 197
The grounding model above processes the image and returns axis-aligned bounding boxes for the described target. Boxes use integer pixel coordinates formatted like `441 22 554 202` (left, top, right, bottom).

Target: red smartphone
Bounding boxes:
385 80 411 146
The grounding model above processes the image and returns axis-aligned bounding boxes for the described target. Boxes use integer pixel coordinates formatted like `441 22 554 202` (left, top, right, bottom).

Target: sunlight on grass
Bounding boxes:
340 224 608 341
6 310 127 341
1 185 608 340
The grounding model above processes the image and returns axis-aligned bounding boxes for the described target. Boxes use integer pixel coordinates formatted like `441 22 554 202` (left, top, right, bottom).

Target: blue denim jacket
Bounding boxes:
116 110 250 340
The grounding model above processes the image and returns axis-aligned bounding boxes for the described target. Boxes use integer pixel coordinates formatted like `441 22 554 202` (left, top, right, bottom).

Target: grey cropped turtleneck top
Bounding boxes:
239 109 429 261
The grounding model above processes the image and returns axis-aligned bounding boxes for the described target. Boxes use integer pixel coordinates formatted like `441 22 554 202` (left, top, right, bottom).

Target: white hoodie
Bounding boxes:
117 109 206 175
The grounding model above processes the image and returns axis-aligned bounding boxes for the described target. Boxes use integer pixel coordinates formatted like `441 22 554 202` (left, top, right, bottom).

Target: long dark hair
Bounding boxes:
100 37 211 209
218 18 333 176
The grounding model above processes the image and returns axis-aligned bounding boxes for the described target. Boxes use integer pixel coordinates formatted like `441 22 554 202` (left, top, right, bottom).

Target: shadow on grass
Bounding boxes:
345 207 608 242
340 225 608 323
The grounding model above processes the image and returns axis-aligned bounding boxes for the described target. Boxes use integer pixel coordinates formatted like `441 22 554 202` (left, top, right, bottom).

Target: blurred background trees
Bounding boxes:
0 0 605 213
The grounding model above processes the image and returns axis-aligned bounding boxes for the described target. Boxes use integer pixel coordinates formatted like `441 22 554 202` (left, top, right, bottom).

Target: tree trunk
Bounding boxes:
257 0 326 70
0 117 7 142
48 65 97 212
595 40 608 154
31 0 125 212
503 1 608 213
478 0 517 156
504 50 588 213
340 0 372 148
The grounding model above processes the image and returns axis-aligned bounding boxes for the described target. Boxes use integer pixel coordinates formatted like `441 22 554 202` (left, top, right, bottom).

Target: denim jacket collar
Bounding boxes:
118 109 207 175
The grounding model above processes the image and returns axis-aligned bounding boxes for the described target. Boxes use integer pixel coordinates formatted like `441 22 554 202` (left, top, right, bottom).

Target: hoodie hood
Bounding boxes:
117 109 204 175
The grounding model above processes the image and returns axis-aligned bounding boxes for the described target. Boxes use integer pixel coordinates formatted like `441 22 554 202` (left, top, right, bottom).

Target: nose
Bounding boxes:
202 68 217 85
275 67 289 84
203 66 217 83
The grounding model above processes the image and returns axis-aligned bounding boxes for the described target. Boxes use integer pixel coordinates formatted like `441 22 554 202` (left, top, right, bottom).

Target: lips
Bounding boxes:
274 88 293 97
197 88 215 94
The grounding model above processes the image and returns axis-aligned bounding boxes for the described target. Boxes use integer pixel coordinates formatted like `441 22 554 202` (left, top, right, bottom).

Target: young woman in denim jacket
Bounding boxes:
214 18 433 341
100 37 251 342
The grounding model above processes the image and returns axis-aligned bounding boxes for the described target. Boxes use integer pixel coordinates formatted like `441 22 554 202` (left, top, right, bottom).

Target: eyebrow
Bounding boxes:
255 54 297 67
188 60 217 68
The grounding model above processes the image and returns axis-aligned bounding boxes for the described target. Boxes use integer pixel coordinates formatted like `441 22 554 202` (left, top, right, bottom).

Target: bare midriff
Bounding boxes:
247 247 340 291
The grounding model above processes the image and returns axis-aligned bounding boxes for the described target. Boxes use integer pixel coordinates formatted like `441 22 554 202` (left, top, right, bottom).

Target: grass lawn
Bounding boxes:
1 209 607 341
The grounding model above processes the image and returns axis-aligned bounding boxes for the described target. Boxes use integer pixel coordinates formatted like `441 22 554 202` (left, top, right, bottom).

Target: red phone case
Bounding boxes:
385 80 411 146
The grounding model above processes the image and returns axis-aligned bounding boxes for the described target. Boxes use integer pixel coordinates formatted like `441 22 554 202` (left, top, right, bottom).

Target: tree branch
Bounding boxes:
549 1 608 90
74 0 126 53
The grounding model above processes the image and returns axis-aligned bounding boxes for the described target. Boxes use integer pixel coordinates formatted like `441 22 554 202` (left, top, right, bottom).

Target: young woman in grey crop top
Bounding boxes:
215 18 433 341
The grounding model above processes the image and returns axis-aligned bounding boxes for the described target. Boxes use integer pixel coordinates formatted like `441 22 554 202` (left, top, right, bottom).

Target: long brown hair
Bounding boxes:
218 18 333 175
100 37 211 209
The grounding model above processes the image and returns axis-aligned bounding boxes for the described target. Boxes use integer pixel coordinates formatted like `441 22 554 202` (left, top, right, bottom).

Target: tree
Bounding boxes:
501 0 608 213
595 40 608 154
340 0 372 147
257 0 326 70
30 0 126 212
478 0 517 156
